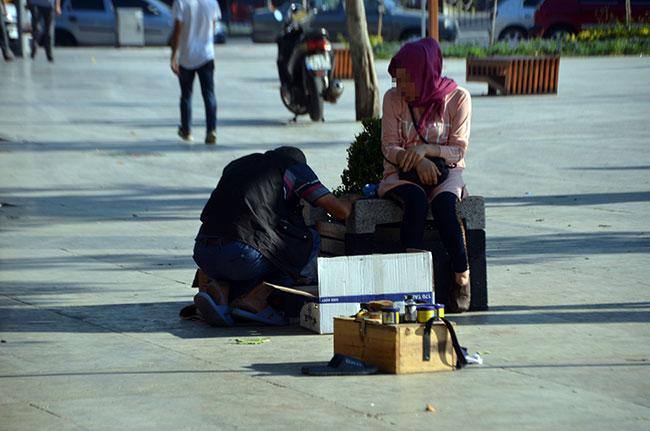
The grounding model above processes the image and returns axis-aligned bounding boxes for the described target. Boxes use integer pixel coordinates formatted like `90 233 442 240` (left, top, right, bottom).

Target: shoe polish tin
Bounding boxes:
416 304 435 323
381 307 399 325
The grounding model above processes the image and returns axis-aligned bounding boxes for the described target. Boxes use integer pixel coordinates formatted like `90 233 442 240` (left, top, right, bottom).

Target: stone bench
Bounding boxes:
303 195 487 311
466 56 559 96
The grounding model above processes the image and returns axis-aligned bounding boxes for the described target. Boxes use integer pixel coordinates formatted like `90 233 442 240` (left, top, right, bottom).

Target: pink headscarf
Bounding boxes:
388 38 457 136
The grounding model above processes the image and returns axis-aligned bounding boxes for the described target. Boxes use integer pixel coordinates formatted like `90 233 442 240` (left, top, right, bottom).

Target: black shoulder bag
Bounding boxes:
384 105 455 192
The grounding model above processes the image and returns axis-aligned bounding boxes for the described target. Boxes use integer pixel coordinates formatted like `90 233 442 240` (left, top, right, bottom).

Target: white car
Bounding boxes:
491 0 543 42
55 0 174 46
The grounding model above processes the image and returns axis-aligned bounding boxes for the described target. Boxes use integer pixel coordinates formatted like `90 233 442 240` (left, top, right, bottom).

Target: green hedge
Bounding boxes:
372 24 650 59
334 117 383 196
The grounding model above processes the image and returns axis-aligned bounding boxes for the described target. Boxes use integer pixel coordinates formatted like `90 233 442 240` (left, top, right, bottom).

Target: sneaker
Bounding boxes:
178 127 193 142
205 130 216 145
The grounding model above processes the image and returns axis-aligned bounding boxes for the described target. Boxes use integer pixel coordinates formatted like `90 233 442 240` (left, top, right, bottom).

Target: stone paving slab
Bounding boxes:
1 40 649 430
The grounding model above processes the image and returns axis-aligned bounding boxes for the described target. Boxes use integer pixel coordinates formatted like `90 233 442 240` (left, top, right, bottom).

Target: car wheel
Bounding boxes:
55 30 76 47
498 27 527 43
545 25 575 40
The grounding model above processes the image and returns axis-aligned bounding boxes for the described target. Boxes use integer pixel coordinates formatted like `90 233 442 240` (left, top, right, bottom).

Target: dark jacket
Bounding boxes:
198 150 312 280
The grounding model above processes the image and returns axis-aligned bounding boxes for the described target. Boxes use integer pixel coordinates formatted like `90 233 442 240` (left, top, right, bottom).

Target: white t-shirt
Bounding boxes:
172 0 221 69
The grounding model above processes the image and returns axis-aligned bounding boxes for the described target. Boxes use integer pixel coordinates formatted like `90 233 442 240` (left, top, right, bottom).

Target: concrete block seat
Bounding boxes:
304 195 487 311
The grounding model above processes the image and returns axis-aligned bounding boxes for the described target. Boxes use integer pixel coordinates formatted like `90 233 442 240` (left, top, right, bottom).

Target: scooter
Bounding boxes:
274 4 343 122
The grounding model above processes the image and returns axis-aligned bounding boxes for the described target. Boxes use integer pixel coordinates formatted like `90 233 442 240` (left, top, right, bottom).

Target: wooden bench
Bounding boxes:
466 56 560 95
303 196 488 311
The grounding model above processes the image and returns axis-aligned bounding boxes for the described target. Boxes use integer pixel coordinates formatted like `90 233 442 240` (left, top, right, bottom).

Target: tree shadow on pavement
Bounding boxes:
487 230 650 265
0 297 317 339
487 191 650 207
449 301 650 326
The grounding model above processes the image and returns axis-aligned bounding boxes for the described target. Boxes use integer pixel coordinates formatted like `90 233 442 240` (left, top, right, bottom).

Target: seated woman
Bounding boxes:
378 38 472 313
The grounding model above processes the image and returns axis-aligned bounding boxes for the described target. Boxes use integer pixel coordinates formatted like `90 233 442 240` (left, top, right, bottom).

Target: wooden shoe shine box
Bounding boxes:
333 316 457 374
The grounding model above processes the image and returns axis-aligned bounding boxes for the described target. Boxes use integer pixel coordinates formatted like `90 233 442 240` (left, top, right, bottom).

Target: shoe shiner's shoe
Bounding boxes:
179 303 203 321
205 130 216 145
178 127 194 142
231 306 288 326
194 292 234 327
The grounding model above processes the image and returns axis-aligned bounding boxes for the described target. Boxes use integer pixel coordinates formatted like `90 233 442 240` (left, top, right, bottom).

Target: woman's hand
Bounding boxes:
415 157 441 186
399 145 429 172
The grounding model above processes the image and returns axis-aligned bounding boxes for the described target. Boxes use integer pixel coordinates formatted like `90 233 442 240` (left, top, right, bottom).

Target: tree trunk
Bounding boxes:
345 0 380 120
625 0 632 29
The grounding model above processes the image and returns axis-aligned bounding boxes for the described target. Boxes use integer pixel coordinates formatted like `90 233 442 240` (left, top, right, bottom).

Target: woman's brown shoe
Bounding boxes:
448 275 471 313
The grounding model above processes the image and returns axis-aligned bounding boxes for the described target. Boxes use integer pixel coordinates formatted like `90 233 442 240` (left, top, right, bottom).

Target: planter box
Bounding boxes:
333 48 354 80
466 56 560 95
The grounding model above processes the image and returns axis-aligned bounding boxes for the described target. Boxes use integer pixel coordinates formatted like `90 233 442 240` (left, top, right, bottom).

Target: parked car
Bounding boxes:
532 0 650 39
251 0 459 43
491 0 543 42
55 0 174 46
213 17 226 43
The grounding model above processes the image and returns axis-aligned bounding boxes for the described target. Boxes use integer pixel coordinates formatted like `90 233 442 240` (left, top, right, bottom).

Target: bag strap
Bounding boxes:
408 104 431 145
423 317 468 369
408 105 456 169
383 106 455 170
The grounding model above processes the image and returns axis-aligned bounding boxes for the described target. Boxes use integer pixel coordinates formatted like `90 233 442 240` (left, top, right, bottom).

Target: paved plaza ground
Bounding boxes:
1 39 649 430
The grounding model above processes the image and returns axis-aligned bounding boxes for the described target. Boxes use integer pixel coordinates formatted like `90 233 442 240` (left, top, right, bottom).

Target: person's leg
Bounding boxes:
384 184 429 251
29 5 40 58
193 238 276 305
431 192 470 312
177 65 195 140
0 9 13 60
43 6 55 61
196 60 217 143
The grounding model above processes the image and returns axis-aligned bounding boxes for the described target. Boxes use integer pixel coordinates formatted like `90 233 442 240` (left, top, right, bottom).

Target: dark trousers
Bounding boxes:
29 5 56 59
178 59 217 133
385 184 469 273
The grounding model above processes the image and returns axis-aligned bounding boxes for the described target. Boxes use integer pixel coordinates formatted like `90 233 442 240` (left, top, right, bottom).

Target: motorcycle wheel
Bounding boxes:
307 76 324 122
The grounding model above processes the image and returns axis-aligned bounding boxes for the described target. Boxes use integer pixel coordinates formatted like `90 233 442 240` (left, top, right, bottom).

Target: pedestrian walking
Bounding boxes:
170 0 221 144
27 0 61 62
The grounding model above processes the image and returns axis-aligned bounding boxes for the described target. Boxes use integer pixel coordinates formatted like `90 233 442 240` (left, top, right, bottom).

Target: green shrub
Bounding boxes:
334 117 383 196
576 23 650 41
371 25 650 59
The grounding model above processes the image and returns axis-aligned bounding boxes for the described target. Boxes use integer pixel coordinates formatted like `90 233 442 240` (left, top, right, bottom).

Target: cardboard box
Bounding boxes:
333 316 456 374
289 252 434 334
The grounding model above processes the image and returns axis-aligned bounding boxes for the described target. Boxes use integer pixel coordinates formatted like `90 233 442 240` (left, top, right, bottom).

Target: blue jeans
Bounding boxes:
178 60 217 133
192 230 321 300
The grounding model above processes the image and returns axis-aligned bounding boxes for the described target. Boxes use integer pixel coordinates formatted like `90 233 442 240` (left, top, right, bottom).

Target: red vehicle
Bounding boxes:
532 0 650 38
229 0 285 23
